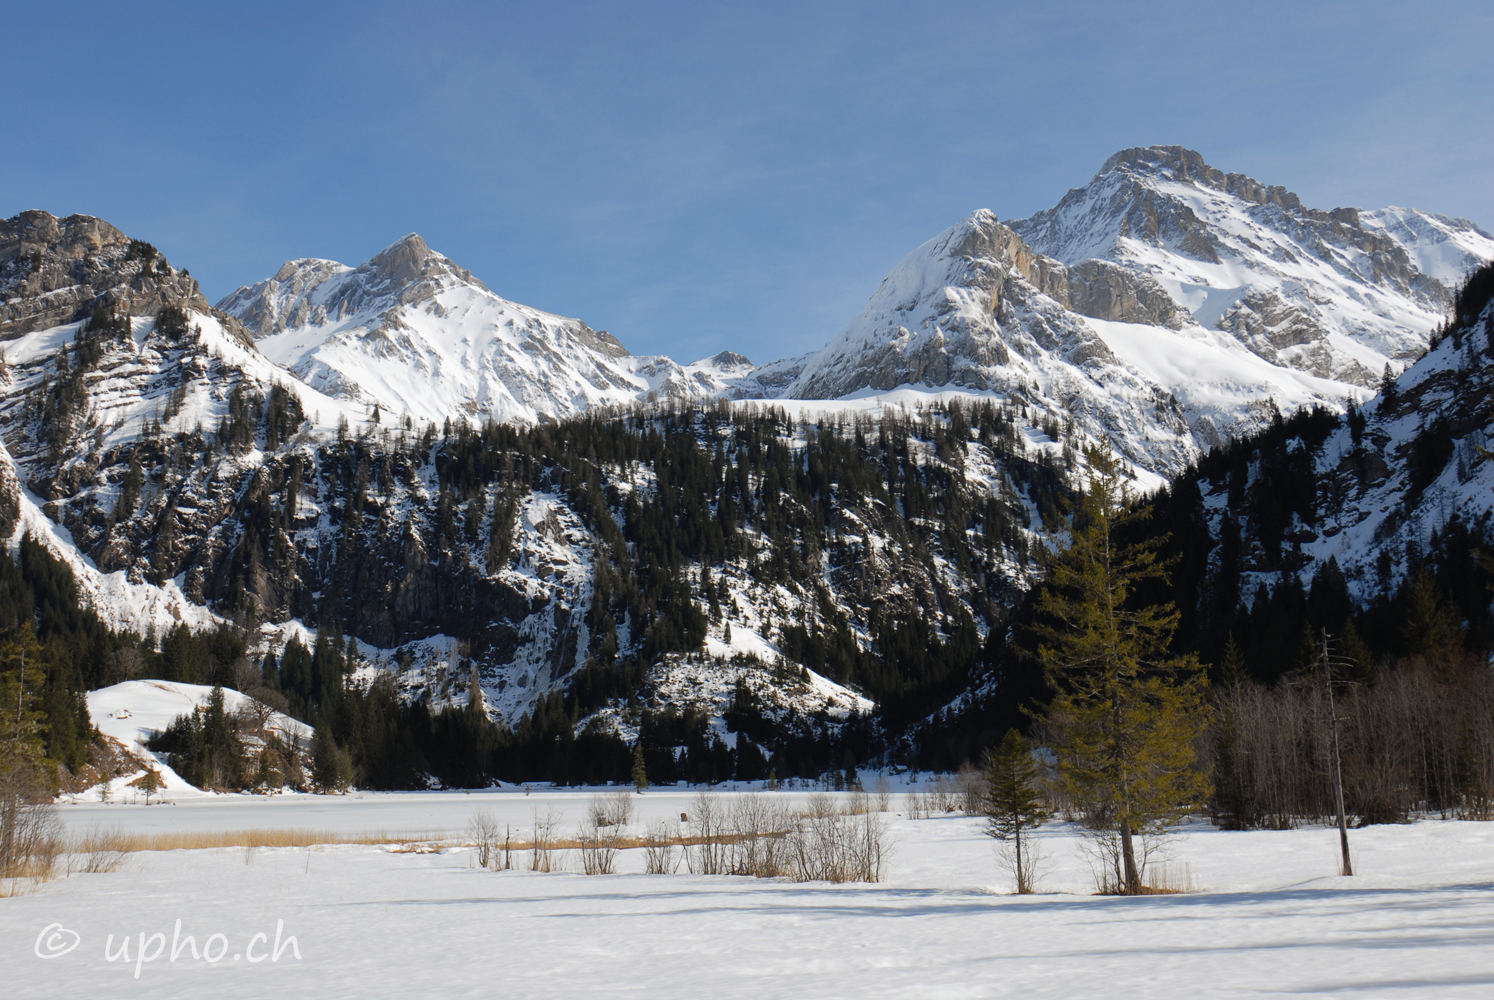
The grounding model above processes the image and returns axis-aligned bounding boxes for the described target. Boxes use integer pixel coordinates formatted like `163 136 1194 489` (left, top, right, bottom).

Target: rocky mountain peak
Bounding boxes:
1097 146 1310 215
0 210 229 341
358 233 490 298
700 350 753 368
1010 147 1494 391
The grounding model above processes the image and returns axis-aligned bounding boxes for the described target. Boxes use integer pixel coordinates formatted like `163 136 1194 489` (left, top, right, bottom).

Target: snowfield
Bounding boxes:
5 790 1494 998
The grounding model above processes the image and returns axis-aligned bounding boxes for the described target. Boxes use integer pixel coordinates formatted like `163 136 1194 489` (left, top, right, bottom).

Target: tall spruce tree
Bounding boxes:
1031 442 1211 894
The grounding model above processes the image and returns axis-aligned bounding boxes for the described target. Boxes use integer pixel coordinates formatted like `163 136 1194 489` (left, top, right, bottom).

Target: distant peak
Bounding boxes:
1094 145 1307 212
1098 145 1212 180
354 234 488 293
696 350 753 368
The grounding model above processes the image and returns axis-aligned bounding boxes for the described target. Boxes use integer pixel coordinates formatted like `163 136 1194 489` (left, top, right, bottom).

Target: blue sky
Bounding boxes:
3 1 1489 364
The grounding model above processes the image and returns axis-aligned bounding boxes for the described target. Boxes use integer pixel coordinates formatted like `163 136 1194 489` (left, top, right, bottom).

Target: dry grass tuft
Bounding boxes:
86 828 446 852
1140 861 1196 894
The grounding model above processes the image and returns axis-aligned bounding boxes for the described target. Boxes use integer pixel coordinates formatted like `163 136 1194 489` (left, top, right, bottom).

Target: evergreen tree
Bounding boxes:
133 767 161 805
1218 633 1247 688
983 729 1049 893
0 624 48 777
312 723 352 792
631 739 649 793
1400 572 1463 661
1031 442 1211 894
1379 363 1399 409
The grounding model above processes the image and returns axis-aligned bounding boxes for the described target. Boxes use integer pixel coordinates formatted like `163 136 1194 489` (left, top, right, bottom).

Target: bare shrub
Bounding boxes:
785 793 889 883
928 775 958 813
468 809 500 870
1080 827 1172 895
71 824 130 874
0 766 64 892
588 790 635 829
727 793 793 878
530 806 562 873
874 774 891 813
577 816 620 875
643 818 680 875
957 762 987 814
685 790 728 875
903 790 930 820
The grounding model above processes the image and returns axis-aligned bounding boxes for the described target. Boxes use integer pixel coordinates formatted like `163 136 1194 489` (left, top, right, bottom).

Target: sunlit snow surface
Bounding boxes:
6 790 1494 998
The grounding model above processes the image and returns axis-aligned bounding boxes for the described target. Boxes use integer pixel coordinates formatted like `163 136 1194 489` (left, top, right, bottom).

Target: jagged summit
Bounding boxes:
220 233 495 342
1098 145 1311 211
1010 146 1494 387
780 148 1494 479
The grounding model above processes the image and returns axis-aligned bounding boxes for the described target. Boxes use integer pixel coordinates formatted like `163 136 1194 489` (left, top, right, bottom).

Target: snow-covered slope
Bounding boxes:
783 210 1228 478
218 236 732 426
0 435 219 638
1254 290 1494 599
84 680 312 798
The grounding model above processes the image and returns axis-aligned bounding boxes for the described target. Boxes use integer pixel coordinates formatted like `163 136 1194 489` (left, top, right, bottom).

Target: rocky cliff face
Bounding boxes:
1 211 252 347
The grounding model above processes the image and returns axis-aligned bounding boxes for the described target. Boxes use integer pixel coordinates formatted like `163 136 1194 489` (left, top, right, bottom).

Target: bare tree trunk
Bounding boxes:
1324 630 1352 877
1119 816 1139 892
1014 824 1026 893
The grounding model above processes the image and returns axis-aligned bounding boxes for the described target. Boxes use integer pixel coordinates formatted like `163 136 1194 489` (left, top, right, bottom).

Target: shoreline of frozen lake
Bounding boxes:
6 796 1493 998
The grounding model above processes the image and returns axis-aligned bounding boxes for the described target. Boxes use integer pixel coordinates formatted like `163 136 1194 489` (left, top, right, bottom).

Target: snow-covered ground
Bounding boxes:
6 789 1494 998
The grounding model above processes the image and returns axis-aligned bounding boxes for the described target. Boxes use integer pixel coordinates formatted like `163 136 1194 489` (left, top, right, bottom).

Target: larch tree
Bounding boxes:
1031 441 1211 895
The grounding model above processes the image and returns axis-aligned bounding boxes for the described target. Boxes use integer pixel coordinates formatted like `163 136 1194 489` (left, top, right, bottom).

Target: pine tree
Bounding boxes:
134 767 161 805
983 729 1049 893
0 625 47 771
1400 572 1462 661
312 723 351 792
1379 363 1399 409
1218 633 1247 687
1031 441 1212 894
468 665 485 716
631 740 649 794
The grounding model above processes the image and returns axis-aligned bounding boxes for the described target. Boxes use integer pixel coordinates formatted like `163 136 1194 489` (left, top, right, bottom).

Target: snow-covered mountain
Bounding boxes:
5 146 1493 782
217 235 735 425
1010 146 1494 386
778 147 1493 479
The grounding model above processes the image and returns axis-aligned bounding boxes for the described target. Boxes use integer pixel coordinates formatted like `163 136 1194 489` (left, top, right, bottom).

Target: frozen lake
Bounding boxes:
51 785 857 838
7 791 1494 998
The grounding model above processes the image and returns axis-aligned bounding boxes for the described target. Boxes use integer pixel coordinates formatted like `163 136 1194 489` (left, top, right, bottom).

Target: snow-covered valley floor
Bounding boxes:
6 790 1494 998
